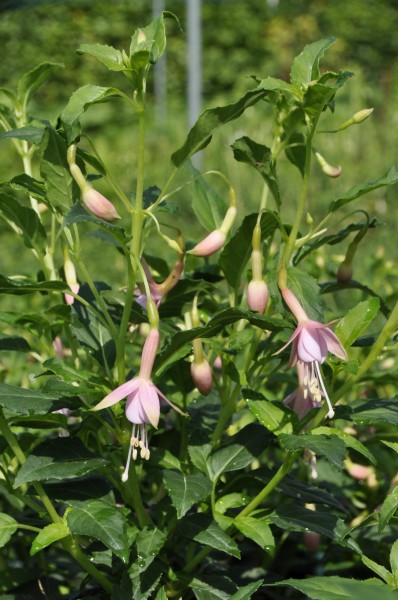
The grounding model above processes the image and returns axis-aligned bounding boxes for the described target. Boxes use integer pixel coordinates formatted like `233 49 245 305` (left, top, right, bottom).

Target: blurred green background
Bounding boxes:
0 0 397 283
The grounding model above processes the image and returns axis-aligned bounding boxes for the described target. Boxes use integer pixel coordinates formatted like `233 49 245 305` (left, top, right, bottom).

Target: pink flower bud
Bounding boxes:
303 531 321 553
247 280 269 314
82 188 121 221
337 260 353 283
315 152 342 178
189 229 226 257
346 461 372 480
213 356 222 371
64 282 80 306
191 359 213 395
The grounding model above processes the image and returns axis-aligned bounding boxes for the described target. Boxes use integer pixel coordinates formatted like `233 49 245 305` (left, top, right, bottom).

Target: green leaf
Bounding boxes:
0 382 79 415
0 190 47 251
30 522 70 556
155 308 287 372
191 171 227 232
383 441 398 455
351 399 398 426
313 426 376 464
171 88 271 167
0 125 44 144
9 174 46 200
278 475 346 511
163 471 212 518
229 581 263 600
130 559 163 600
209 444 254 481
235 516 274 551
231 136 280 205
246 392 294 435
190 576 236 600
272 505 348 539
0 513 18 549
17 62 63 109
61 84 124 144
361 555 394 586
335 298 380 348
178 514 240 558
39 126 79 213
188 444 213 476
269 576 398 600
0 335 30 352
286 266 323 321
379 486 398 532
0 274 66 295
14 438 109 487
279 434 347 470
219 211 279 289
77 43 125 71
66 499 129 560
130 12 178 65
134 527 167 572
63 202 126 245
329 167 398 213
290 37 336 88
390 539 398 582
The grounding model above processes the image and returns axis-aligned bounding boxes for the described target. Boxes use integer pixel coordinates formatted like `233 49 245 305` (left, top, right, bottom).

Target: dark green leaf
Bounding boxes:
379 487 398 532
286 266 323 321
269 576 398 600
329 167 398 213
313 426 376 465
0 191 46 251
130 559 163 600
229 581 264 600
0 382 80 415
66 499 129 559
290 37 336 87
134 527 167 572
279 434 347 470
39 126 79 213
30 522 69 556
188 444 213 476
9 174 46 200
61 84 124 144
209 444 254 481
278 474 346 511
0 125 44 144
163 471 212 518
0 513 18 549
219 211 279 288
235 516 274 551
285 132 306 175
171 88 270 167
272 505 348 539
14 438 109 487
231 136 280 205
191 171 227 232
0 335 30 352
17 62 62 108
189 576 237 600
178 514 240 558
352 399 398 426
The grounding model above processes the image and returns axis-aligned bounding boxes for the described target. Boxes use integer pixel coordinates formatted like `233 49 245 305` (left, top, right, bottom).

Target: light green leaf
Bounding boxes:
30 522 70 556
383 441 398 455
290 37 336 87
335 298 380 348
0 513 18 549
379 486 398 532
61 84 124 144
163 471 212 518
14 438 108 487
209 444 254 481
269 575 398 600
0 190 46 251
279 434 347 470
329 167 398 213
390 539 398 582
67 499 129 560
0 381 79 415
77 43 125 71
0 125 44 145
9 174 46 200
246 393 294 436
134 527 167 571
188 444 213 477
229 581 263 600
129 12 178 65
361 555 394 586
313 426 375 464
191 171 227 232
235 516 274 551
17 62 63 109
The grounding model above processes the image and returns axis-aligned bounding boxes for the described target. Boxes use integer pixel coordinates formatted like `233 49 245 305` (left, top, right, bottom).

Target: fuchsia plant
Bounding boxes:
1 15 398 600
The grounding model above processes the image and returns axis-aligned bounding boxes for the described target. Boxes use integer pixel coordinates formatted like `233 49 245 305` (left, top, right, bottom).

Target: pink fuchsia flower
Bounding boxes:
283 362 322 419
277 287 347 419
82 188 121 221
93 327 185 481
135 257 184 308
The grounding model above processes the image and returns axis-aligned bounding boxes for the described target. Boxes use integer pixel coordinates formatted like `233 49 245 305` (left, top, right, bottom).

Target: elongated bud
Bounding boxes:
63 252 79 305
315 152 342 178
146 297 160 329
189 206 237 258
191 358 213 396
338 108 374 131
82 188 121 221
247 280 269 314
337 260 353 283
139 327 160 380
281 287 308 322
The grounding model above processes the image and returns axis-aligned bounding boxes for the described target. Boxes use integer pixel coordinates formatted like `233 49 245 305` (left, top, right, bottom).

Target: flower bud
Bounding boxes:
191 359 213 396
82 188 121 221
345 459 372 481
189 229 226 257
338 108 374 130
315 152 342 178
247 280 269 314
303 531 321 553
337 260 353 283
63 254 79 305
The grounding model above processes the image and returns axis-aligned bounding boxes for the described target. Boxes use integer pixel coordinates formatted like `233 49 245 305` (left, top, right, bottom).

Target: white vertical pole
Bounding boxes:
153 0 167 124
187 0 202 167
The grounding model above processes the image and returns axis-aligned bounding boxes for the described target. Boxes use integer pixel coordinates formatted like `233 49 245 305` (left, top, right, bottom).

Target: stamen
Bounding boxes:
121 435 134 482
314 361 335 418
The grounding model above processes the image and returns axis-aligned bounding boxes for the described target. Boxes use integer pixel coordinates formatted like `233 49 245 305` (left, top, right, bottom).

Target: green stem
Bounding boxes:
18 524 41 533
63 537 113 593
131 110 146 263
124 462 153 527
147 167 178 214
116 254 136 384
211 383 241 444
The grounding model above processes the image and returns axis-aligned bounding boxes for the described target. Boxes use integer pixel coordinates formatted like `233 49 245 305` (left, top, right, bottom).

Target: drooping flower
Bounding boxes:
93 327 185 481
283 362 322 419
135 257 184 308
277 287 347 418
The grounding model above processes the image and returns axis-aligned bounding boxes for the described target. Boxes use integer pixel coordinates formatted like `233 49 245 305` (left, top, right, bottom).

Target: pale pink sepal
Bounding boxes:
92 378 141 411
83 188 121 221
189 229 226 257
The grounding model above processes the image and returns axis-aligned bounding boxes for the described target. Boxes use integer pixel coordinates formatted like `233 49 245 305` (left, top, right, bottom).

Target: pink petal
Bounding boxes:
321 328 347 361
139 382 160 428
297 327 327 363
156 386 187 416
93 378 140 411
125 390 150 424
273 323 305 356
